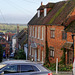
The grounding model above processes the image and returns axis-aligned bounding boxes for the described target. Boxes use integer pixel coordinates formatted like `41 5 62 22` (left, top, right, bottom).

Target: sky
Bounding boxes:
0 0 64 24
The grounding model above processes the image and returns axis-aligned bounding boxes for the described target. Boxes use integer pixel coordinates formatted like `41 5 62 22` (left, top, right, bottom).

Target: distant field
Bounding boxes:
0 24 27 33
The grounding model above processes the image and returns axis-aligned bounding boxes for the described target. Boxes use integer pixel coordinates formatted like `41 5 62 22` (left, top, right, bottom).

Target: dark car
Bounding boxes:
0 60 52 75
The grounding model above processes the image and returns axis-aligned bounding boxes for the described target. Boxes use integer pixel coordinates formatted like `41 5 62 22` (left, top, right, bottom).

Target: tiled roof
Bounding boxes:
45 3 55 8
63 42 73 49
65 20 75 33
28 0 75 25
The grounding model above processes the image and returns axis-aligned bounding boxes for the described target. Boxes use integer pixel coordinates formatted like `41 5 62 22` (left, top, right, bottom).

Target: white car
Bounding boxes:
0 60 52 75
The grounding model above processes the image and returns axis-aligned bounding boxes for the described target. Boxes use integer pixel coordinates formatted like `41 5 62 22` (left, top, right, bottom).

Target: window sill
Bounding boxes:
50 56 54 58
51 37 55 39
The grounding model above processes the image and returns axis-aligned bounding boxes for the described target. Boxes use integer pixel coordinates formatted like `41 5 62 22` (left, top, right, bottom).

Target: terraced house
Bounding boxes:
28 0 75 64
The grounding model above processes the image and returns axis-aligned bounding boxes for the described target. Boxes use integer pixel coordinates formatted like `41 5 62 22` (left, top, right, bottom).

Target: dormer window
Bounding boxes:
44 8 47 17
37 10 40 18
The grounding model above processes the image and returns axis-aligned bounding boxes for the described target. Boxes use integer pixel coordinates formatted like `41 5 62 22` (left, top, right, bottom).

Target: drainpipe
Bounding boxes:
72 33 75 63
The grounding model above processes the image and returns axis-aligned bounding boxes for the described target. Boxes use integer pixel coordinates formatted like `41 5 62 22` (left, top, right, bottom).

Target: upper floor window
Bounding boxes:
41 27 44 40
30 27 32 37
50 46 54 57
33 26 34 37
50 30 55 38
37 10 40 18
38 27 40 39
44 8 47 17
62 31 67 40
35 27 37 38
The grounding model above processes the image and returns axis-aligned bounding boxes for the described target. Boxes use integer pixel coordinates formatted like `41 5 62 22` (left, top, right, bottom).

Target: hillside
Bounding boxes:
0 23 27 33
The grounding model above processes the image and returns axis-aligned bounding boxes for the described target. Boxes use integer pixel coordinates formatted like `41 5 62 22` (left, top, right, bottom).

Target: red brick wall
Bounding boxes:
28 25 46 62
47 25 73 63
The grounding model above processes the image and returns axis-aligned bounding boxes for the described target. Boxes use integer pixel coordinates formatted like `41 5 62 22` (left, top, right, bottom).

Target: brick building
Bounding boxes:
28 0 75 64
0 37 10 57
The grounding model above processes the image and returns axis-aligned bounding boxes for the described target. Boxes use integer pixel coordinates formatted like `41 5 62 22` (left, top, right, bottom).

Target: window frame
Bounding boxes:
38 27 40 39
20 65 39 72
62 31 67 40
50 30 55 38
50 46 54 58
3 65 19 73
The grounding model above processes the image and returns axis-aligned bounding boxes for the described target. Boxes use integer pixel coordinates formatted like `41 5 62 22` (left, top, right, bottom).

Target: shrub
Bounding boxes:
14 49 26 60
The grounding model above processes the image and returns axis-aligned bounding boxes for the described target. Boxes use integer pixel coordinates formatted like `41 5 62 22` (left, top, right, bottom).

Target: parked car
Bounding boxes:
9 53 14 58
0 60 52 75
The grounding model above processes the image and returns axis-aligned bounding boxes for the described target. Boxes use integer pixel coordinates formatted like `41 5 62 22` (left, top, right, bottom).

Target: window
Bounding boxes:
30 27 31 37
3 65 18 73
44 8 47 17
50 30 55 38
35 27 37 38
41 27 44 40
33 26 34 37
37 10 40 18
20 65 34 72
50 46 54 57
32 66 39 71
38 27 40 39
30 46 31 55
62 31 67 40
38 49 40 61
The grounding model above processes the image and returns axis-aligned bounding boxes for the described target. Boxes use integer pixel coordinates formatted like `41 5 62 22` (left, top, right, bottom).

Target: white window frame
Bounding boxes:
37 10 40 18
38 27 40 39
38 49 40 61
50 47 54 57
33 26 34 37
35 27 37 38
30 46 31 55
41 27 44 40
30 27 31 37
44 8 47 17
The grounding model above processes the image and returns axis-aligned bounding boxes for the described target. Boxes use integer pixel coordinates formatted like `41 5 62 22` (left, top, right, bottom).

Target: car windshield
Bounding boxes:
0 64 6 70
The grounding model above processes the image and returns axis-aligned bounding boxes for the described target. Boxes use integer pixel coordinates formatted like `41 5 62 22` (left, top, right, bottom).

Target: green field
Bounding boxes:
0 23 27 33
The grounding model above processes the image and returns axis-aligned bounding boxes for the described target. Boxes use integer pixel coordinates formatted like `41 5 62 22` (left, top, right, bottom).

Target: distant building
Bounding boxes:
12 34 17 53
0 37 10 57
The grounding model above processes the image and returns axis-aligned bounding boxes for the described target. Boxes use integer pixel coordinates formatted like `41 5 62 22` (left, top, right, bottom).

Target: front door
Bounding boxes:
35 50 37 62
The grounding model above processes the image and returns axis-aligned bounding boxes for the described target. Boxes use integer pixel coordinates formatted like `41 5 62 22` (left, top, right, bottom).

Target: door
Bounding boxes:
35 50 37 62
42 50 44 63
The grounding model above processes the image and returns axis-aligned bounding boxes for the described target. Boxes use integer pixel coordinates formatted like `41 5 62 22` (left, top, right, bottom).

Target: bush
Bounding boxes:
44 63 56 71
58 64 72 71
0 44 3 62
14 49 26 60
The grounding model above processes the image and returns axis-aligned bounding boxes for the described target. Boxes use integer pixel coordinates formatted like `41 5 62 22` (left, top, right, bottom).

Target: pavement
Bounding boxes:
53 71 72 75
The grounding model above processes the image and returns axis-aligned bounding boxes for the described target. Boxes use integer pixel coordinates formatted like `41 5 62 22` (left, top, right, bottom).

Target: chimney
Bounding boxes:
41 2 43 6
17 24 19 34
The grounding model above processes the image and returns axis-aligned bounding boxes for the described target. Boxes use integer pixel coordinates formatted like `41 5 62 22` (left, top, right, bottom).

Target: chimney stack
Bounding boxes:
17 24 19 34
41 2 43 6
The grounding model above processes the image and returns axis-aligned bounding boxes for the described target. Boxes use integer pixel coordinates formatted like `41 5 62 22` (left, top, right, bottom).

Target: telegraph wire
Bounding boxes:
0 9 6 23
4 0 33 15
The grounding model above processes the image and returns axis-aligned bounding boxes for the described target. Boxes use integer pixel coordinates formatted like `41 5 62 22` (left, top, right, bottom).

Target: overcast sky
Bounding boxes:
0 0 64 24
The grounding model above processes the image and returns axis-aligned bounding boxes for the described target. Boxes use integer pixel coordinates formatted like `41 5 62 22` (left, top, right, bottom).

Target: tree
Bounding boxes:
15 49 26 60
0 44 3 62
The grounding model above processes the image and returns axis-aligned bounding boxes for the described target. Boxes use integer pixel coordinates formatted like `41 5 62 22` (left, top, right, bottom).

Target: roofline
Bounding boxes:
28 24 63 26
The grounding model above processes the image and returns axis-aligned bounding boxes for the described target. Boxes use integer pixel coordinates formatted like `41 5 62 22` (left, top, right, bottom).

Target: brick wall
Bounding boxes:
28 25 46 62
47 25 73 63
